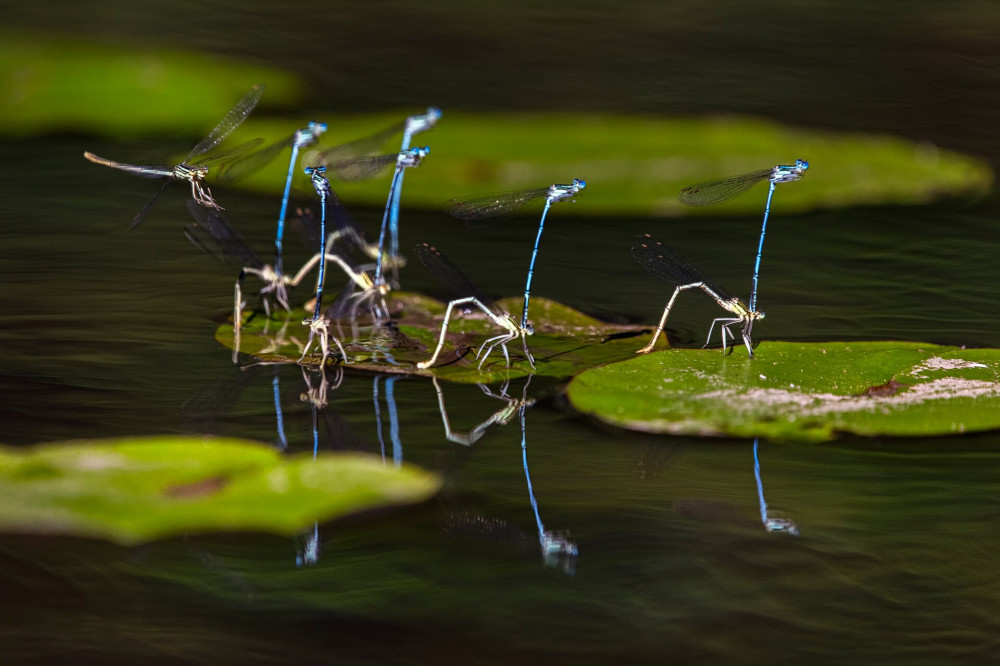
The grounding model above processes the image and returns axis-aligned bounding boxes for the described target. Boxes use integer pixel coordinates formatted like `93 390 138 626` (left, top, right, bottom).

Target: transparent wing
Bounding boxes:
414 242 505 318
677 168 773 206
444 187 550 224
314 120 405 167
185 84 266 161
183 199 263 269
128 179 173 230
631 233 735 302
216 135 294 184
190 138 264 169
323 153 399 182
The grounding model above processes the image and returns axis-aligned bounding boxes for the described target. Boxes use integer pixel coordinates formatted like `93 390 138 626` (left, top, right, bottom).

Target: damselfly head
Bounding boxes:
399 146 429 167
182 164 211 179
795 159 809 170
524 323 536 336
572 178 587 190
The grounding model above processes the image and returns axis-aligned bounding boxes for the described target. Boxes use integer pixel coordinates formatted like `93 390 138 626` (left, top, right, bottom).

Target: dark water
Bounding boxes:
3 2 1000 664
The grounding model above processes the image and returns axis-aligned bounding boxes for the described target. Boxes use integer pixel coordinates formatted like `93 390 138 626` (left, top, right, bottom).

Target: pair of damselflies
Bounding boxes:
83 84 267 229
300 145 430 326
633 160 808 357
415 177 586 370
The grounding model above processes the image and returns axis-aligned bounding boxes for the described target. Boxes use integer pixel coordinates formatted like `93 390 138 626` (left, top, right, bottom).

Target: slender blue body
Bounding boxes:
521 198 554 328
373 377 385 461
386 376 402 467
373 147 429 285
274 122 327 276
373 376 404 466
305 166 330 321
753 438 800 535
750 182 778 312
389 108 441 261
273 369 287 450
521 405 546 543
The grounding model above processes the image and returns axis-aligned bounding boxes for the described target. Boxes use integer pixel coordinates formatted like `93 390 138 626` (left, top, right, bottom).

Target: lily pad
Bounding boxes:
283 114 984 216
217 293 649 384
0 436 441 544
566 341 1000 442
0 33 301 137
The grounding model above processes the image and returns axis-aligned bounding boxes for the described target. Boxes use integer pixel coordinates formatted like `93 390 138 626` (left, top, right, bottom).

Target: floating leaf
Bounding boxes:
285 114 985 216
217 293 649 384
566 341 1000 442
0 436 441 544
0 33 301 137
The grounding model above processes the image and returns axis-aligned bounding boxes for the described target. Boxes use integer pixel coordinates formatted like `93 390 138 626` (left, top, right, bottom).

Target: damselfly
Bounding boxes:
83 84 266 229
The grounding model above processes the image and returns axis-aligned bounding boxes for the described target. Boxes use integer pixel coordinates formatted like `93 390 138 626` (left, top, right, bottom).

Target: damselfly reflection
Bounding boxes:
434 377 578 572
753 438 800 536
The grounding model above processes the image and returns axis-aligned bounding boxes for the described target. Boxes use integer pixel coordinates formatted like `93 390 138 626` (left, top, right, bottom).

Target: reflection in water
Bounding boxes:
271 365 288 451
373 375 404 466
295 365 345 567
753 438 799 536
432 377 522 446
436 376 578 573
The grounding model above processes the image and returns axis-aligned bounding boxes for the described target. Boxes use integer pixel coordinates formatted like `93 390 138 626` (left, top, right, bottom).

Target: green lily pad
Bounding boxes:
0 436 441 545
0 33 301 136
1 34 989 213
566 341 1000 442
217 293 649 384
264 113 986 216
